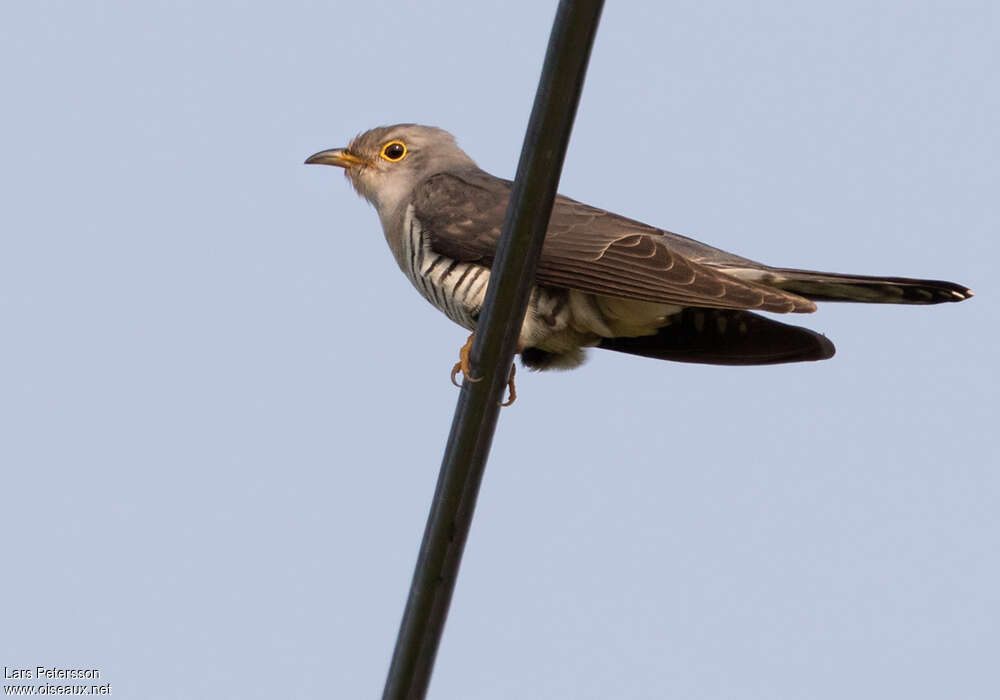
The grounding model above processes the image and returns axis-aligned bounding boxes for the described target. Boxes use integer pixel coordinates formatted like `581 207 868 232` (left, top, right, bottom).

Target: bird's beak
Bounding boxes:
304 148 367 168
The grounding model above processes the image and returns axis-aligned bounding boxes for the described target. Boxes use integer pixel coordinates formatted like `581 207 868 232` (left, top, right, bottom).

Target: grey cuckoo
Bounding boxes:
306 124 972 403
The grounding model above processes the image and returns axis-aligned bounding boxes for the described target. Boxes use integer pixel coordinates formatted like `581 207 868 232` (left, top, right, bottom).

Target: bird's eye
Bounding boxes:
380 140 407 162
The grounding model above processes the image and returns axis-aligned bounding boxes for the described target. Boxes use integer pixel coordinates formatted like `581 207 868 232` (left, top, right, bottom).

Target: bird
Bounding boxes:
306 124 972 404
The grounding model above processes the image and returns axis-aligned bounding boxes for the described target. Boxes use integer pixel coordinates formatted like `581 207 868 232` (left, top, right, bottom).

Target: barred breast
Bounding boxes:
399 205 490 330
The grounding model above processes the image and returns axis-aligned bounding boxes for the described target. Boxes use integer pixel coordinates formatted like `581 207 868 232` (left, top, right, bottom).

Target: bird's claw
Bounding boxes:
500 364 517 406
451 333 482 387
450 334 517 406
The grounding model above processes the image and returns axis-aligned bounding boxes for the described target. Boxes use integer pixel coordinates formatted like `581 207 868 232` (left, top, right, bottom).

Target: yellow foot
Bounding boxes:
450 334 518 406
451 333 482 387
500 363 517 407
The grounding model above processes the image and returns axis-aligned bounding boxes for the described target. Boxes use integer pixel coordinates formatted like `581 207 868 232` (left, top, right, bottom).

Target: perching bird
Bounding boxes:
306 124 972 403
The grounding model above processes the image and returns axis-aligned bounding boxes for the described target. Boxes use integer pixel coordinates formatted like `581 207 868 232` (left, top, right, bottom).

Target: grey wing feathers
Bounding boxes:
598 308 836 365
413 171 817 314
720 266 973 304
410 170 508 262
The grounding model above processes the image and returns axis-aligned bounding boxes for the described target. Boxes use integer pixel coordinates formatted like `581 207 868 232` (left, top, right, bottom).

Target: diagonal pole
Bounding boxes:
380 1 605 698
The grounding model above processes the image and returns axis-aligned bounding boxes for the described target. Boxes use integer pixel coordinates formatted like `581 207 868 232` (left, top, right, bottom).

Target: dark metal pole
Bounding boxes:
380 1 605 698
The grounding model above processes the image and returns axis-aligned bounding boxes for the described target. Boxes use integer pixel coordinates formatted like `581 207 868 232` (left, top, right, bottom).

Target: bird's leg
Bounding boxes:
500 363 517 407
450 334 518 406
451 333 482 386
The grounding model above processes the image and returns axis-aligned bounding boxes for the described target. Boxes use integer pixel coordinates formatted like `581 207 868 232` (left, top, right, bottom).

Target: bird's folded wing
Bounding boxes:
413 171 816 314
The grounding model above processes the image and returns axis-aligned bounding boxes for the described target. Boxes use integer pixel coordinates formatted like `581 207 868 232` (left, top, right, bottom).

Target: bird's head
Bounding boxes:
305 124 476 216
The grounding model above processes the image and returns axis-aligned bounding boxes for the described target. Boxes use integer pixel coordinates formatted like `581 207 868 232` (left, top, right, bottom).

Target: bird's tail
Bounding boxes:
597 308 835 366
728 266 973 305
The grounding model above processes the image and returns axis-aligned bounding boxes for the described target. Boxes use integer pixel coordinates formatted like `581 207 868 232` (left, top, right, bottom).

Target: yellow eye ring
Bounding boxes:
380 140 407 162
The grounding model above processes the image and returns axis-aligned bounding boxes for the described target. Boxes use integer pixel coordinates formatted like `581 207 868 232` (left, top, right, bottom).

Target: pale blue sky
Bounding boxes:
1 2 997 698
